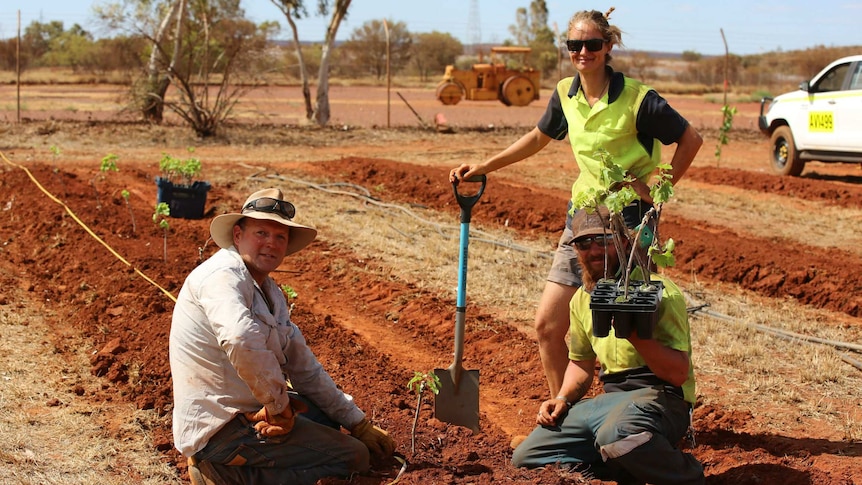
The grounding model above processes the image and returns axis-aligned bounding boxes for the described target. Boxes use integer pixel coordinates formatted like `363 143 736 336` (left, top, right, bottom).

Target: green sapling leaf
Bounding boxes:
153 202 170 222
604 185 638 214
649 238 676 268
280 284 298 299
100 154 119 173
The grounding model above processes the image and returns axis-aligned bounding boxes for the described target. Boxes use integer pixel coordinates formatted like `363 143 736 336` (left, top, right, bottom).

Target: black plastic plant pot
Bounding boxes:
612 311 633 338
155 177 211 220
591 308 613 337
589 280 663 339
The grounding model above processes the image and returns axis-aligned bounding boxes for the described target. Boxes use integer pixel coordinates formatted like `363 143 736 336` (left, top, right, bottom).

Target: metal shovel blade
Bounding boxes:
434 327 480 433
433 365 479 432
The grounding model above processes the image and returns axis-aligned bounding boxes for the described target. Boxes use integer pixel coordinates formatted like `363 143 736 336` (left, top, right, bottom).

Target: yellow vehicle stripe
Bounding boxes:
776 90 862 103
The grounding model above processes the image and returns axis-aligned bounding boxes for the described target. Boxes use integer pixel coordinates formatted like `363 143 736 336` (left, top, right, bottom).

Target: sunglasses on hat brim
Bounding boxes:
242 197 296 219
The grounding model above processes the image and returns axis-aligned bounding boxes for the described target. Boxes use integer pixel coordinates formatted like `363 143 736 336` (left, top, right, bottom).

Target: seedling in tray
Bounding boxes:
158 149 202 187
571 149 677 338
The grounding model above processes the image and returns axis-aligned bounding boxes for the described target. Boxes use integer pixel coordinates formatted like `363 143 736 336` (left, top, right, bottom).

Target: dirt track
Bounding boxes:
1 85 861 484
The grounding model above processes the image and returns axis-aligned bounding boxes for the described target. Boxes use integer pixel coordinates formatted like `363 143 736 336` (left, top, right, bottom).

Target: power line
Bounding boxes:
466 0 481 55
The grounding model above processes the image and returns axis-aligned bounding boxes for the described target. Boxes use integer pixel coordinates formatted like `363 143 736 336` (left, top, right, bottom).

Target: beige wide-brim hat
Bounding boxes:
210 188 317 257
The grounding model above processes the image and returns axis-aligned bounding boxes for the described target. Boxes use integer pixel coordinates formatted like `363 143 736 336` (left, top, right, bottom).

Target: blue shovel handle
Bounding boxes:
448 174 486 386
452 174 486 308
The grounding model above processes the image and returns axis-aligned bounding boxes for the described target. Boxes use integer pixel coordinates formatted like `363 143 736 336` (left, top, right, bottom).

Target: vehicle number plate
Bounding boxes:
809 111 834 132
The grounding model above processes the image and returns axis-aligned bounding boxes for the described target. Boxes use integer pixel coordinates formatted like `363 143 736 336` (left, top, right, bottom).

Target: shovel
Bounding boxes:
434 174 486 433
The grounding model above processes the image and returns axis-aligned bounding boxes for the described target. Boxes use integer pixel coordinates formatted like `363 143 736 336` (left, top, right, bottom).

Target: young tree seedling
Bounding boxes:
159 148 202 187
280 284 298 312
715 28 736 166
406 371 441 454
572 150 677 300
715 104 737 165
49 145 67 197
153 202 170 262
121 189 136 234
92 153 119 210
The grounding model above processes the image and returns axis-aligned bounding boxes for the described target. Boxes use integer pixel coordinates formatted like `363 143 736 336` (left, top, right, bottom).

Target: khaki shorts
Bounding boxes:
548 225 582 287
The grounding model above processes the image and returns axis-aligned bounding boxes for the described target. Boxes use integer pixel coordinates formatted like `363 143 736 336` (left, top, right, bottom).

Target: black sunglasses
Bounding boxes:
565 38 606 53
242 197 296 219
570 233 614 251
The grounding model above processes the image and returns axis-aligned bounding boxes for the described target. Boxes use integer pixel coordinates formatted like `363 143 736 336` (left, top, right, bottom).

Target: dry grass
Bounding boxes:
0 288 181 484
681 277 862 440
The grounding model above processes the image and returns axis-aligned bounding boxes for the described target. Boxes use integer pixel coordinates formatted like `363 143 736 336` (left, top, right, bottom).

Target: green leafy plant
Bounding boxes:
92 153 119 210
406 371 441 454
121 189 136 234
280 285 298 299
715 104 737 164
158 148 202 186
572 149 677 300
280 284 298 311
153 202 170 262
100 153 119 173
49 145 66 197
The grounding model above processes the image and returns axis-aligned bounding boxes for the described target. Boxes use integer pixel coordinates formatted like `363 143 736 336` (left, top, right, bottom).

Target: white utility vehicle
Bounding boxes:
758 55 862 176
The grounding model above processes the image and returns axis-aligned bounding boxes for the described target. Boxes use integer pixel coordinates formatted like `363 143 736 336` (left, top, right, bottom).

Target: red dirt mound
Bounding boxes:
2 150 860 484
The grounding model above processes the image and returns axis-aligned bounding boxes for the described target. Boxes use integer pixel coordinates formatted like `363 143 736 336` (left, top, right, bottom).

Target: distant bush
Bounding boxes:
681 50 702 62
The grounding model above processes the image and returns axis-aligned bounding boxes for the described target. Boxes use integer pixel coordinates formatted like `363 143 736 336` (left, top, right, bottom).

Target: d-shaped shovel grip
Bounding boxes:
452 174 487 224
449 175 486 388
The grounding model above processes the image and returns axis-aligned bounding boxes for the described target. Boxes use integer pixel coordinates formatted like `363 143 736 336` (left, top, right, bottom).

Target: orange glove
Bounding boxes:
350 418 396 457
245 400 308 437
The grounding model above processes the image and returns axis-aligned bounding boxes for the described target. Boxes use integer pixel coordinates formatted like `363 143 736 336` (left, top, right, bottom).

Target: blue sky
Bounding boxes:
3 0 861 56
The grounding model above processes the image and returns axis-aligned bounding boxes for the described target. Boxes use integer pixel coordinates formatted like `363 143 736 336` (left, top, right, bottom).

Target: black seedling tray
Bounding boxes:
589 280 663 339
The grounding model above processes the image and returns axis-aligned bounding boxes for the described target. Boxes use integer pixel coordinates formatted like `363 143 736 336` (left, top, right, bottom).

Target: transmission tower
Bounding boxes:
467 0 482 56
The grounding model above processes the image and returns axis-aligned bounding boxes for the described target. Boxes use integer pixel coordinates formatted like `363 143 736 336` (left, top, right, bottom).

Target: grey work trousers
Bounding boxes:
512 386 704 485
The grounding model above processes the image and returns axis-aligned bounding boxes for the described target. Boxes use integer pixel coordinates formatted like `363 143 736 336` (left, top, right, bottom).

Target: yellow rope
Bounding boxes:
0 151 177 303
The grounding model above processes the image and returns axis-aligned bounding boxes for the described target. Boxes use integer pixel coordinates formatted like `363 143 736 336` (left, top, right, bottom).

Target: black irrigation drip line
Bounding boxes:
688 302 862 372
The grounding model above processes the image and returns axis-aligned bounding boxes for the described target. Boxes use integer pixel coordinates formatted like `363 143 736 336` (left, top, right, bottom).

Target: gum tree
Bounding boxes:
96 0 271 135
269 0 352 126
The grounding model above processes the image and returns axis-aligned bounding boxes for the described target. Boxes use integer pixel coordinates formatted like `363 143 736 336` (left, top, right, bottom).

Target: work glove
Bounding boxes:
350 418 396 457
244 399 308 437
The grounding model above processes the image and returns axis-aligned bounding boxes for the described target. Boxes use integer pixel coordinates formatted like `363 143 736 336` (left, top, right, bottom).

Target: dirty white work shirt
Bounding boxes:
169 247 365 457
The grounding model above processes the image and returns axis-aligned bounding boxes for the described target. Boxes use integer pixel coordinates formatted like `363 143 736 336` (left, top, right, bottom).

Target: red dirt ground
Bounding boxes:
1 86 861 484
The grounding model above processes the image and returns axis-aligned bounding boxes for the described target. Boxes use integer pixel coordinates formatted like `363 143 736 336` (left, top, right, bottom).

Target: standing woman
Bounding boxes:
448 7 703 398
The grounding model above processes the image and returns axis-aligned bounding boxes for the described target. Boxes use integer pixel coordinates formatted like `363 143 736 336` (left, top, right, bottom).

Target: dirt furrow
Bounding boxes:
686 166 862 209
3 152 861 484
0 163 592 484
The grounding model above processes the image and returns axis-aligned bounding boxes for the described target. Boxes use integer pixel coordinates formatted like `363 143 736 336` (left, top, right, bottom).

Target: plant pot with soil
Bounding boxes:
154 151 211 220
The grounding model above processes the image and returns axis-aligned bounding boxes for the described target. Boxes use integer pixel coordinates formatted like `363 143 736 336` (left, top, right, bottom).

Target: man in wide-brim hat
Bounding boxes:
170 188 395 485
